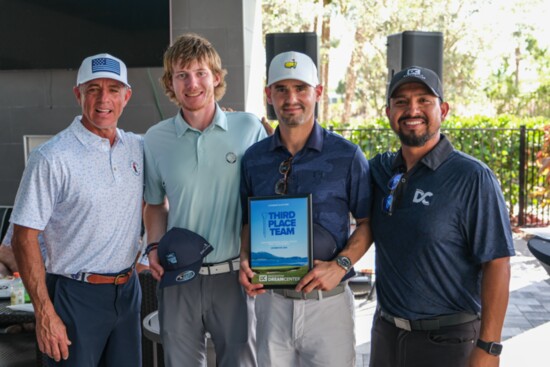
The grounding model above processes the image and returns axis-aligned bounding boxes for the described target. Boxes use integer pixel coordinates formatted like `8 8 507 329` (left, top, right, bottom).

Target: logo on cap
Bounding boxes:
284 59 297 69
91 57 121 76
176 271 196 282
165 252 178 265
406 68 425 79
200 243 212 255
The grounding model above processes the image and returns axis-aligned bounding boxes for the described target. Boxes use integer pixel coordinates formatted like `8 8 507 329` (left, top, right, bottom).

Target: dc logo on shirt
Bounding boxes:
130 160 141 176
413 189 433 206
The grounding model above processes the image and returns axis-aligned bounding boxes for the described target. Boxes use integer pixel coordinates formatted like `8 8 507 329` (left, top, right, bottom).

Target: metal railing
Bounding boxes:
329 126 549 227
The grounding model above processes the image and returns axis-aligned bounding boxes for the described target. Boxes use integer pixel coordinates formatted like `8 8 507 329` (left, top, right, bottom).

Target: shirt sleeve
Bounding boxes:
348 146 372 220
466 168 515 263
11 149 59 231
143 135 166 205
240 152 253 225
1 222 13 247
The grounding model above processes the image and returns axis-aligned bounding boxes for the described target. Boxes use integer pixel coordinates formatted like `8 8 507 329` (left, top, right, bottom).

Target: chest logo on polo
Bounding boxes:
130 160 141 176
225 152 237 164
413 189 433 206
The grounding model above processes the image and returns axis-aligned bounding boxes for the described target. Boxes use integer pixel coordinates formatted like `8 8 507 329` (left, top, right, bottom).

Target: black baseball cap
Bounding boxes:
387 66 443 105
158 227 214 289
313 223 338 261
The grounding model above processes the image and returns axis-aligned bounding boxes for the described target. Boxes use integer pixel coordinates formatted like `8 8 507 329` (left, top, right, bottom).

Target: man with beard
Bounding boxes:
368 66 515 367
239 51 372 366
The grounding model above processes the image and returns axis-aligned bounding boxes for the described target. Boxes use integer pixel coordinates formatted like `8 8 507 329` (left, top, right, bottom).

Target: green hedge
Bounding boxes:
328 115 550 225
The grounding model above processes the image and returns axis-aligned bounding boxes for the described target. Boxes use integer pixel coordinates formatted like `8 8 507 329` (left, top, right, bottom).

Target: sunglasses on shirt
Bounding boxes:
382 172 404 215
275 157 293 195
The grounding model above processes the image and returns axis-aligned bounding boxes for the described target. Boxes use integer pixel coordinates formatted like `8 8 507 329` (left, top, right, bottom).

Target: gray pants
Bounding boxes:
255 286 356 367
158 271 257 367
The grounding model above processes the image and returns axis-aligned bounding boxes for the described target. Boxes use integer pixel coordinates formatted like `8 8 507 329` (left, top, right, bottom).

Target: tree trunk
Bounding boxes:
342 28 363 123
320 10 331 123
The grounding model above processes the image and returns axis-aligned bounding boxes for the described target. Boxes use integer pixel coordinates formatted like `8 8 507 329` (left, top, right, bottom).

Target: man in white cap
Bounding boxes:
11 53 143 366
239 51 373 366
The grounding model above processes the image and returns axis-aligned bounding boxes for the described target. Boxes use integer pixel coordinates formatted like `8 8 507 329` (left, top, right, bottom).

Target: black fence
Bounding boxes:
329 126 549 227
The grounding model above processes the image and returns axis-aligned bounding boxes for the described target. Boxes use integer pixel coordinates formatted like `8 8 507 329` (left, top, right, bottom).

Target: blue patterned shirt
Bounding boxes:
240 122 372 279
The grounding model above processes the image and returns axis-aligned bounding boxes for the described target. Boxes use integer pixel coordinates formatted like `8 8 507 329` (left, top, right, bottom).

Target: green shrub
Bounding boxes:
328 116 550 225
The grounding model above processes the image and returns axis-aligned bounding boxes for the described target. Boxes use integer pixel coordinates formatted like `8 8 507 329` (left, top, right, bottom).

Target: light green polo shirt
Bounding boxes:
144 105 267 263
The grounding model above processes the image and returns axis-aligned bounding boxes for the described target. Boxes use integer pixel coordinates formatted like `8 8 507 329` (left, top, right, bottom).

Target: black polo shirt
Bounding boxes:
370 134 515 320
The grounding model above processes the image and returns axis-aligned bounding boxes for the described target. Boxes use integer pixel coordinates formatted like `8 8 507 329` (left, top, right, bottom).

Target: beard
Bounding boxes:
276 104 308 127
279 115 304 127
395 115 437 147
397 130 437 147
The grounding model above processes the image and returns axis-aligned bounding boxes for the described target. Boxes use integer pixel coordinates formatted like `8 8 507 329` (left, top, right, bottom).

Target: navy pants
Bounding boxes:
369 309 480 367
44 272 142 367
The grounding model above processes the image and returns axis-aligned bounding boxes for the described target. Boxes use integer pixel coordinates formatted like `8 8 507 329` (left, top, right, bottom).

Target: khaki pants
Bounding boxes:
255 286 356 367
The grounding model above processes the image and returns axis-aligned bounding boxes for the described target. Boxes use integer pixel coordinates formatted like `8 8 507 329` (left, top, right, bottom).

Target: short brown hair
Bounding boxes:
161 33 228 106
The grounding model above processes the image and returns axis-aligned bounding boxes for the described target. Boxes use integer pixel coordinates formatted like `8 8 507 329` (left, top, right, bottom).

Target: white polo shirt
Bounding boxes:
11 117 143 274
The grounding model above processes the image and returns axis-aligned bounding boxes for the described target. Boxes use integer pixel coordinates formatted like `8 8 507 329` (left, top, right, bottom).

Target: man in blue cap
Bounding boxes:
369 66 515 367
11 53 143 366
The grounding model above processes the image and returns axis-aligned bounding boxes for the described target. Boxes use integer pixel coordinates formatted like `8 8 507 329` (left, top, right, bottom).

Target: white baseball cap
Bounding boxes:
267 51 319 87
76 53 131 88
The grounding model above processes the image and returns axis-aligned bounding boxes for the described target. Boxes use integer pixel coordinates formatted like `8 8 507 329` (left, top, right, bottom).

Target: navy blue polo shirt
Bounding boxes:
370 135 515 320
241 122 372 279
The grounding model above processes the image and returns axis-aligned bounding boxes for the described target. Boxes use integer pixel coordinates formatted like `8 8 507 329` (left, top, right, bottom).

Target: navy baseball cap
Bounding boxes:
312 223 338 261
387 66 443 105
158 228 214 289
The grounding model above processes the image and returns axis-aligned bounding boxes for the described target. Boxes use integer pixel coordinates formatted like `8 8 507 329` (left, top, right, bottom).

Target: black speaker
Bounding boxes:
387 31 443 82
265 32 319 120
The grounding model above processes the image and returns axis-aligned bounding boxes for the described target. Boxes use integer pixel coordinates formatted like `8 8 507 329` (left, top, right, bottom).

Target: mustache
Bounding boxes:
282 103 304 109
398 115 427 123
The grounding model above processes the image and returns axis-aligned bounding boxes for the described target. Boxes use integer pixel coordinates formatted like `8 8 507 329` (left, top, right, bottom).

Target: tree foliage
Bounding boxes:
485 34 550 118
261 0 550 122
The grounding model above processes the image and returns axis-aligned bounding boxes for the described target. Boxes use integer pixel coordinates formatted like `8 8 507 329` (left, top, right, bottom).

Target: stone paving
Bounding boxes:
353 231 550 367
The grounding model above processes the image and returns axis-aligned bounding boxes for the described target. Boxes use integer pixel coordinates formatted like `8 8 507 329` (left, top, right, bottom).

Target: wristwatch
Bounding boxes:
335 256 352 273
476 339 503 356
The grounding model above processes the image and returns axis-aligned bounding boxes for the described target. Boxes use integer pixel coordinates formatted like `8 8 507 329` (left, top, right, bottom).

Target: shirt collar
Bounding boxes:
71 116 123 148
392 134 454 172
269 120 324 153
174 104 227 137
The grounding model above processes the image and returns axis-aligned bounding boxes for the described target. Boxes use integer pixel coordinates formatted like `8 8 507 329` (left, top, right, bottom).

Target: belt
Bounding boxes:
272 283 347 300
378 307 480 331
199 258 240 275
60 268 134 285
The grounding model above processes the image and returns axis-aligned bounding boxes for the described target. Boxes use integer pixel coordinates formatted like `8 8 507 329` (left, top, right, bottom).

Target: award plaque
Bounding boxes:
248 194 313 288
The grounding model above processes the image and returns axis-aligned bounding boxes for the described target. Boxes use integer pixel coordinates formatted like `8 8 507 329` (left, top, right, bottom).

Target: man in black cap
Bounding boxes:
368 66 515 367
